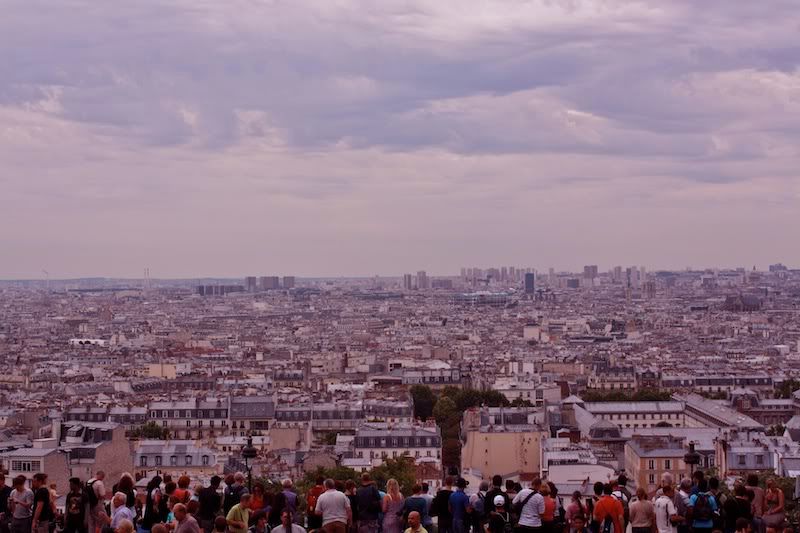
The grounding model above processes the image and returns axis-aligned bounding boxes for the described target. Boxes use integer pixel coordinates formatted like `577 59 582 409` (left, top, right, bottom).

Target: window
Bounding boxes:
202 455 210 466
648 460 655 470
649 474 655 484
186 455 192 465
11 460 41 472
170 455 177 466
140 456 148 467
155 456 162 466
738 455 746 466
756 455 764 465
665 459 671 470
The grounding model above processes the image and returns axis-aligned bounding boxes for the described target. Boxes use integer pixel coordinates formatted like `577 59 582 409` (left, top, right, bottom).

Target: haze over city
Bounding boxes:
2 1 799 278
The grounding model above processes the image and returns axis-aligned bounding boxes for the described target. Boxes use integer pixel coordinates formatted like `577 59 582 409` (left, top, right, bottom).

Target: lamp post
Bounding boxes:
684 441 701 477
242 436 257 491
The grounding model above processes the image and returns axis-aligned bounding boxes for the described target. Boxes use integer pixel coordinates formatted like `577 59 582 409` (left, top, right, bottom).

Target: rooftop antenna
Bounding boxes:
42 269 50 292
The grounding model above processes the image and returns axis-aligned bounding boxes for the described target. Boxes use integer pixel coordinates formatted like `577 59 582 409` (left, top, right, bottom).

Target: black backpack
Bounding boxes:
84 480 99 507
223 485 245 514
601 516 614 533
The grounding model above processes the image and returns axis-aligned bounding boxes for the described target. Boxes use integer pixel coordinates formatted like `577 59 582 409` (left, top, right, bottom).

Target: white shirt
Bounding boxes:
271 525 307 533
315 489 351 526
111 506 135 528
512 489 545 528
655 495 677 533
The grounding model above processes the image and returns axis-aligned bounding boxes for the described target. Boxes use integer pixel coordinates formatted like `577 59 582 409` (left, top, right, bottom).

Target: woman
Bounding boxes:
382 479 405 533
629 488 654 533
763 479 785 533
139 476 162 533
723 485 752 533
249 484 266 515
345 480 359 533
566 491 589 533
173 477 192 504
113 474 137 517
540 484 555 533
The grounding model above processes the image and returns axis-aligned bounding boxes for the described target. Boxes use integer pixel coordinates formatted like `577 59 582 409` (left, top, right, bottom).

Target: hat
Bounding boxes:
456 478 469 489
494 495 505 507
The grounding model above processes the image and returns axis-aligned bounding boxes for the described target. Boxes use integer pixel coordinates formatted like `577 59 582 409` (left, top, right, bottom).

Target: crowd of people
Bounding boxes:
0 470 790 533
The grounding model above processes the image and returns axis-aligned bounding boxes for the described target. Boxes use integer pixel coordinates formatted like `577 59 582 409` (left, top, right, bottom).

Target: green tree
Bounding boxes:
410 385 436 420
511 397 534 407
130 421 170 439
432 396 458 427
442 438 462 470
775 379 800 399
370 457 417 495
321 432 339 445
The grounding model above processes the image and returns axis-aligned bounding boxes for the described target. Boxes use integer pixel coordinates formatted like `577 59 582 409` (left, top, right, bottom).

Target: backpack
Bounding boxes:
601 515 614 533
84 480 99 507
692 493 713 522
473 492 486 518
497 511 514 533
223 485 245 514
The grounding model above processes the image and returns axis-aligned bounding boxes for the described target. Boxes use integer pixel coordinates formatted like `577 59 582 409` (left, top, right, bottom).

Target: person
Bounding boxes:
0 474 11 533
63 478 87 533
306 477 326 531
735 518 752 533
404 511 427 533
566 491 588 533
745 476 765 533
227 493 252 533
116 520 135 533
213 517 228 533
447 478 469 533
431 477 455 533
343 481 358 533
403 485 431 533
316 479 351 533
249 511 269 533
688 479 718 533
420 484 433 521
628 489 654 533
654 484 680 533
31 473 55 533
382 479 405 533
141 476 163 533
174 478 193 505
763 479 784 533
271 479 298 528
173 504 201 533
250 484 267 514
708 478 724 531
355 474 382 533
610 478 629 531
223 475 249 516
484 477 510 521
674 479 692 533
113 475 137 515
587 482 603 533
469 481 488 533
111 494 136 529
486 495 512 533
512 478 545 533
8 475 33 533
197 477 222 533
593 484 623 533
723 486 752 533
86 471 108 533
540 484 555 533
271 511 306 533
164 483 179 522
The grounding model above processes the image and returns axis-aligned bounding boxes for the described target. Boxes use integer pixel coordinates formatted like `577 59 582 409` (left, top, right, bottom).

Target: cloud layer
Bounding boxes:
1 0 798 277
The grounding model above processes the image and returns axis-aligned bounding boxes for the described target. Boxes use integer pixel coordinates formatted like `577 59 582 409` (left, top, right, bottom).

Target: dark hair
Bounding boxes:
163 475 173 484
178 475 191 489
361 473 372 483
118 475 134 493
594 482 604 496
214 516 228 532
13 475 26 487
422 483 429 492
412 484 422 494
548 482 558 497
187 500 199 515
164 481 177 495
736 518 750 532
252 510 267 523
747 474 759 487
572 491 582 501
603 484 613 495
506 480 515 491
445 476 455 487
617 474 627 486
69 477 82 486
345 480 357 491
514 483 522 492
734 485 746 497
210 476 222 487
147 476 163 492
492 475 503 487
693 470 705 482
316 476 325 485
33 473 47 483
697 479 709 493
709 477 719 491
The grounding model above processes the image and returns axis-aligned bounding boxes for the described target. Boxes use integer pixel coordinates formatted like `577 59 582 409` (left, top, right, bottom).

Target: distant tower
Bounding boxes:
416 271 428 290
524 273 535 294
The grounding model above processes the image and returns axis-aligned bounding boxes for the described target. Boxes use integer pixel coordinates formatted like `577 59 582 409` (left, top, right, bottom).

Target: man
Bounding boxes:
448 478 470 533
484 476 510 520
420 484 434 523
115 520 134 533
63 478 86 533
306 477 326 531
431 477 455 533
226 493 252 533
403 485 432 533
0 473 12 533
593 484 623 533
404 511 427 533
315 479 351 533
687 479 718 533
198 476 222 533
674 479 692 533
735 518 752 533
271 511 306 533
280 480 299 520
31 473 54 533
469 481 489 533
8 476 33 533
512 478 545 533
175 503 201 533
355 474 382 533
654 484 681 533
223 474 249 515
746 475 765 533
486 495 512 533
110 494 135 529
86 471 107 533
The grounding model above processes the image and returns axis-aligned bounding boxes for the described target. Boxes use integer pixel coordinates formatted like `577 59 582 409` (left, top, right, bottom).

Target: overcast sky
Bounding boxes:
1 1 798 278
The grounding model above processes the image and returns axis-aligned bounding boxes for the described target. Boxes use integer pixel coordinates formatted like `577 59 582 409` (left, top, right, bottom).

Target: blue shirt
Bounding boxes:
688 492 718 529
449 490 470 521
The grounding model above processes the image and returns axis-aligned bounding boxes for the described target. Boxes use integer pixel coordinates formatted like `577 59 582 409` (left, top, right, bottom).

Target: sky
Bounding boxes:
1 0 799 278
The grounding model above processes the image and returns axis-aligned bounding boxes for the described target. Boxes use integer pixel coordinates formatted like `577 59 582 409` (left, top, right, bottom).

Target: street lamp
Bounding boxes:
242 436 258 491
684 441 701 476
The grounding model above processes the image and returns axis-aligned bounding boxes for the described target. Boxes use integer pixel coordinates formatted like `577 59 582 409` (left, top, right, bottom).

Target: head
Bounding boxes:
324 479 336 491
115 519 134 533
747 474 759 487
617 474 627 487
387 479 400 496
505 480 516 492
239 494 251 508
345 480 357 493
152 525 168 533
70 477 82 493
479 481 490 492
679 479 693 493
282 479 293 490
163 475 172 484
734 485 747 498
252 511 267 530
224 474 235 486
445 476 454 488
234 473 245 485
187 500 199 516
407 511 421 529
709 477 719 492
456 478 467 491
32 473 47 489
593 482 604 496
494 495 506 510
532 478 542 491
214 517 228 533
548 482 558 497
316 476 325 486
281 511 294 529
178 475 191 489
572 491 582 503
636 488 648 501
96 471 106 481
173 503 187 522
210 476 222 489
736 518 752 533
692 470 705 486
361 473 372 486
603 484 613 496
113 492 127 508
697 479 709 493
252 483 265 495
492 475 503 488
412 484 422 495
766 478 776 490
539 484 550 497
422 482 429 494
147 476 163 492
118 474 135 493
662 485 674 497
661 472 674 490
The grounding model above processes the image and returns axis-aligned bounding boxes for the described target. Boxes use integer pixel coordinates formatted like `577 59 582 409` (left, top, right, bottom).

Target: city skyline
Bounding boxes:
2 1 799 278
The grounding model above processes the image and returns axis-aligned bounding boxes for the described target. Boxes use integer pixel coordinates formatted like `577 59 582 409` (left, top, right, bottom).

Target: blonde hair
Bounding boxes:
386 479 401 499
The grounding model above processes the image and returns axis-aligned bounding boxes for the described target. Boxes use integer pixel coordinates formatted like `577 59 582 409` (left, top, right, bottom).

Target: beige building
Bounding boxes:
624 435 689 494
461 407 547 480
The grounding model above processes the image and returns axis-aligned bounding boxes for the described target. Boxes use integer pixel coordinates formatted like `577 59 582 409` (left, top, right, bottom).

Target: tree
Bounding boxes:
410 385 436 420
370 457 417 495
432 396 458 427
775 379 800 399
442 438 462 470
766 423 786 436
321 432 339 445
511 397 534 407
130 421 170 439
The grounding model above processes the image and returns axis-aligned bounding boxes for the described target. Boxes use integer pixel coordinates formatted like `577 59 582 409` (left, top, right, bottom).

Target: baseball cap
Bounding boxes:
494 495 505 506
